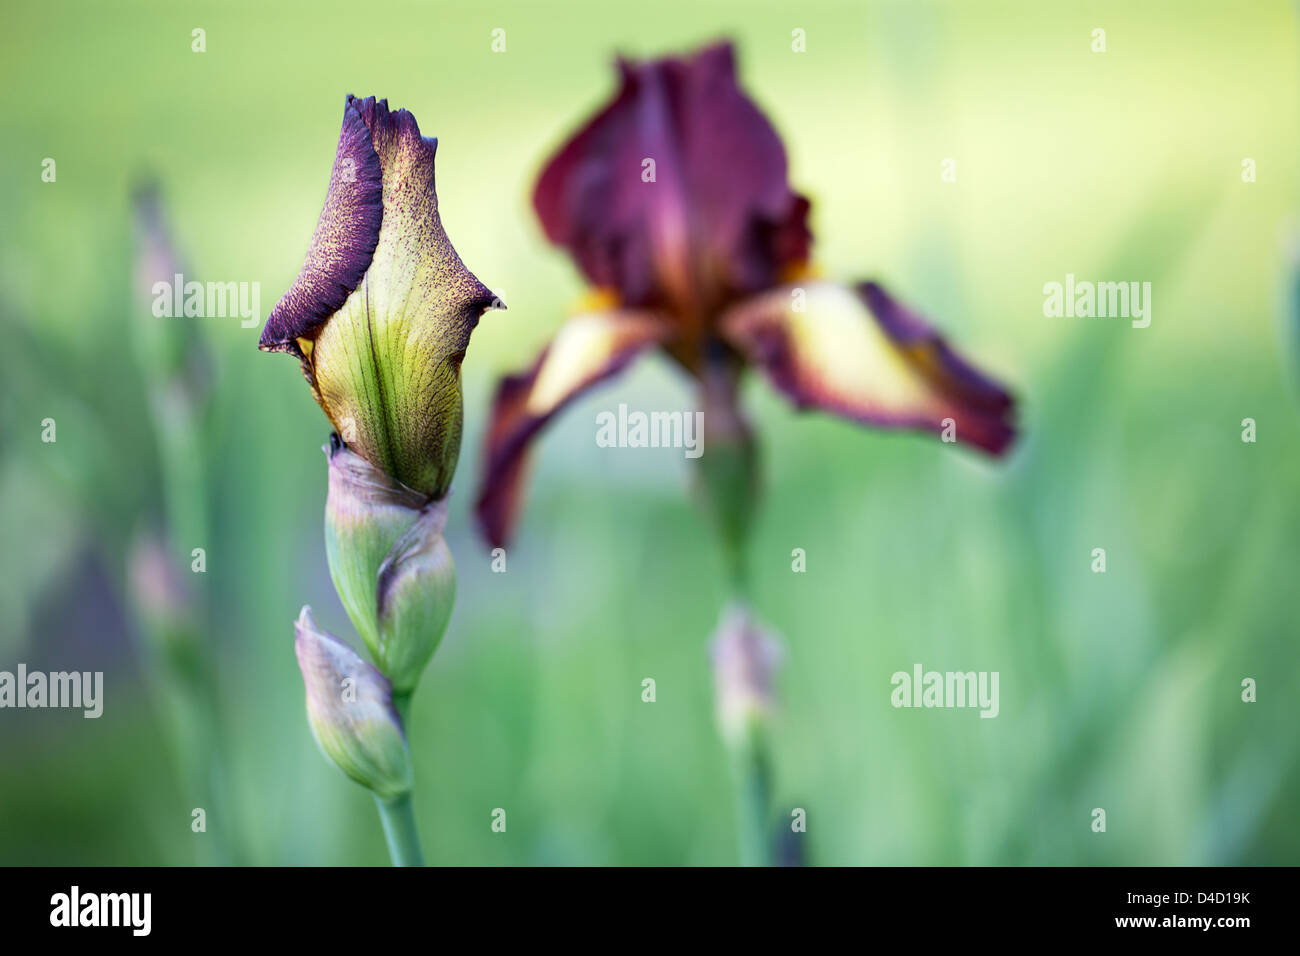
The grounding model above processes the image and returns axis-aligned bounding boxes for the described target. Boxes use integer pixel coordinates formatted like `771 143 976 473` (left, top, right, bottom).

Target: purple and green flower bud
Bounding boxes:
373 502 455 696
260 95 500 498
294 606 412 800
710 603 782 748
324 437 455 696
128 531 199 672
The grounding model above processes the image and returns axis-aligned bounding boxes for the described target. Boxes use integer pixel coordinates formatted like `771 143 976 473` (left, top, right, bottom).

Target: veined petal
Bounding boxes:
262 95 498 497
474 310 671 548
720 281 1017 455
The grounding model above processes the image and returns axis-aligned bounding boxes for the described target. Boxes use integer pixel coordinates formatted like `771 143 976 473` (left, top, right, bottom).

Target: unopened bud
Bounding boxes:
375 501 456 695
128 531 196 651
710 603 782 747
131 181 211 402
324 436 456 694
258 96 499 498
294 606 412 800
324 436 426 660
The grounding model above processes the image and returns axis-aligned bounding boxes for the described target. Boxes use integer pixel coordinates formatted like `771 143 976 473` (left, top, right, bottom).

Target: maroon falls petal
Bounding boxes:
474 309 671 549
720 281 1018 456
259 95 384 357
858 281 1016 423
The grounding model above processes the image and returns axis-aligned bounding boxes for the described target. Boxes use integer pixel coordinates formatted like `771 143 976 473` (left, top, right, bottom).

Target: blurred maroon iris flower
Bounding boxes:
476 42 1017 549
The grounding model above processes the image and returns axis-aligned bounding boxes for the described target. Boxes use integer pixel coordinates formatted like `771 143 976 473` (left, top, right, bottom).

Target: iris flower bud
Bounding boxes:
324 437 455 695
710 603 782 748
294 606 412 800
374 504 456 696
260 95 499 497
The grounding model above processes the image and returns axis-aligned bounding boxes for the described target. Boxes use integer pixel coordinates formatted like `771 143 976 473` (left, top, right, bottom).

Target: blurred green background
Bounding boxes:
1 0 1297 865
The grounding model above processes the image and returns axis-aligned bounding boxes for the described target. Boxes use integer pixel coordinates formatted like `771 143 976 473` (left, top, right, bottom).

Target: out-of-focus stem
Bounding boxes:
147 371 241 867
713 602 781 868
694 359 778 866
730 721 774 868
130 183 238 864
374 792 424 867
692 359 759 593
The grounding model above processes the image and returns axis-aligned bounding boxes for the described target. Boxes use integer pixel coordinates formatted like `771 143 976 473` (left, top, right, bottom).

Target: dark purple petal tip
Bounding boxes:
258 95 385 355
857 281 1016 419
719 281 1019 457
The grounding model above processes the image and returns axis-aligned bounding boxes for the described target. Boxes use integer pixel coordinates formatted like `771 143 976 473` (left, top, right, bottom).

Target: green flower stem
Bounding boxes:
148 640 232 865
393 691 413 728
374 791 424 867
383 690 422 867
730 720 773 868
715 560 777 869
135 336 240 864
691 396 777 866
154 437 229 865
